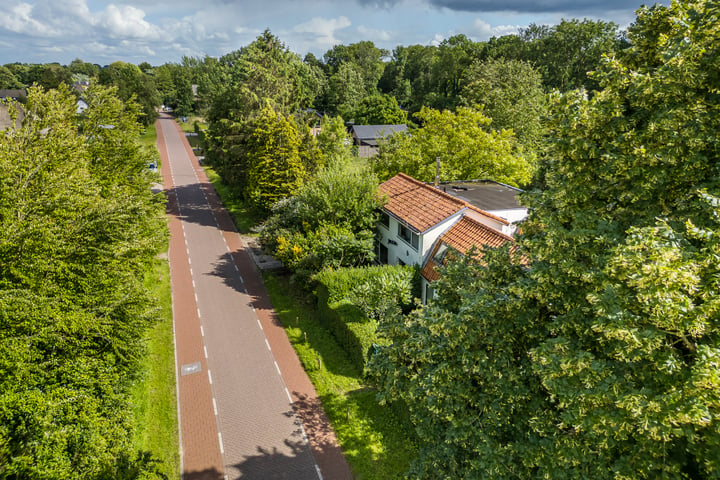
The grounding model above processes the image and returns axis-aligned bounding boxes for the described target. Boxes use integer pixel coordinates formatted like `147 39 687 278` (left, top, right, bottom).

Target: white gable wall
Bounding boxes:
378 209 464 267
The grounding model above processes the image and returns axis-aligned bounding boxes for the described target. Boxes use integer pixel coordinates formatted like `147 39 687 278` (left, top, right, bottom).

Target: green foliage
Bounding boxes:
371 106 532 186
154 63 195 116
460 58 547 149
369 1 720 478
97 61 160 126
68 58 100 78
315 115 353 169
264 273 418 479
259 166 384 277
323 41 388 94
0 66 23 89
519 18 621 92
244 103 307 212
0 87 167 478
309 265 415 371
324 62 366 120
353 94 408 125
314 264 415 371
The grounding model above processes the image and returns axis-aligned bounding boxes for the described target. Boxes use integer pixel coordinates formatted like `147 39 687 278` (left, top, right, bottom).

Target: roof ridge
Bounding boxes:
394 172 467 208
393 173 510 225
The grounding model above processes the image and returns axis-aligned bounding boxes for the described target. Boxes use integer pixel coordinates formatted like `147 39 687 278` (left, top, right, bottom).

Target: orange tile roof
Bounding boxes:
379 173 468 232
420 216 514 282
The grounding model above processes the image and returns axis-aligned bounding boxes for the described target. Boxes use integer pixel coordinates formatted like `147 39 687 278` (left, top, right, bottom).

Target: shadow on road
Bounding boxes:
230 439 319 480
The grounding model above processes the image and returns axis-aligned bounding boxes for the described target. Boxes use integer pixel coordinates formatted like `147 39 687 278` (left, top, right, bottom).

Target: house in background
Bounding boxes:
350 124 407 158
0 89 27 131
377 172 523 303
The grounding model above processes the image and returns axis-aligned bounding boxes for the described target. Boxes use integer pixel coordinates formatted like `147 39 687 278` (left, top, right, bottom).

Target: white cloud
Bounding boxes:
356 25 391 42
469 18 520 39
0 3 54 36
293 16 351 48
99 4 162 40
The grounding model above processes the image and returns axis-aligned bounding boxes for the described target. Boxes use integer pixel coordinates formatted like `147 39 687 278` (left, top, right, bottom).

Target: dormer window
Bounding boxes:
433 243 449 263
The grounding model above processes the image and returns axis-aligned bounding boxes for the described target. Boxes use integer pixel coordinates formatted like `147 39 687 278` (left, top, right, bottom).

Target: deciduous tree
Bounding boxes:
371 106 532 186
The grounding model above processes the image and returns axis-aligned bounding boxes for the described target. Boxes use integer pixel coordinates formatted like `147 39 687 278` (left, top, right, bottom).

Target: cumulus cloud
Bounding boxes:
293 16 351 49
356 25 391 42
98 5 162 40
0 2 59 36
468 19 520 39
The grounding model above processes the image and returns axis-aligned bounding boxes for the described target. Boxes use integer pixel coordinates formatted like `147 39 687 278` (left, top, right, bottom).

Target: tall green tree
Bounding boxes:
460 58 547 149
371 106 532 186
520 19 621 92
315 115 353 169
244 103 307 212
323 62 366 120
353 93 408 125
0 86 165 479
0 66 23 89
98 61 160 126
369 1 720 478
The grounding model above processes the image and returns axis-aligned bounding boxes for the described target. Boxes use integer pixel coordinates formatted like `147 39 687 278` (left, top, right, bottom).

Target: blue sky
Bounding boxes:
0 0 661 66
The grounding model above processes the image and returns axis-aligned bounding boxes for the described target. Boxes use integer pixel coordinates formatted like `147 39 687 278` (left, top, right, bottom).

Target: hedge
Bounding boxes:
313 265 416 370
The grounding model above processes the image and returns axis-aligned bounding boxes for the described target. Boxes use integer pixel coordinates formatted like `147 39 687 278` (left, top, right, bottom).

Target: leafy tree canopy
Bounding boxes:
353 93 408 125
369 1 720 478
460 57 547 149
370 106 532 186
0 86 166 479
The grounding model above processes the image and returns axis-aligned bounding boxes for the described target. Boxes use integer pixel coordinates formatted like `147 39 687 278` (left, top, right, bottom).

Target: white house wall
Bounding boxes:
378 210 465 267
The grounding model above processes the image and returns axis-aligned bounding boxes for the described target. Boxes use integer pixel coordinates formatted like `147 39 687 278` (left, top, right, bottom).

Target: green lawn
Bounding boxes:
264 273 417 480
140 123 157 148
130 256 180 479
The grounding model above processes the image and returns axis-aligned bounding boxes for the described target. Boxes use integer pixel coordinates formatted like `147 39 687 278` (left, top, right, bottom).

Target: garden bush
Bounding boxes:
313 264 416 369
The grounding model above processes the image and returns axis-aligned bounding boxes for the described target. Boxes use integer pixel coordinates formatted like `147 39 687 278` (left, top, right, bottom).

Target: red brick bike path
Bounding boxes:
157 115 353 480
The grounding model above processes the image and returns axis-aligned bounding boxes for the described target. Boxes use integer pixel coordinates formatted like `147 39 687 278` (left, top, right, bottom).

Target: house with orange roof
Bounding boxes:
377 172 524 302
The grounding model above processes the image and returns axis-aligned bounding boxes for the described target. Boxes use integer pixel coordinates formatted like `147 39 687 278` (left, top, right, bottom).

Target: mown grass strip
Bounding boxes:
131 256 180 479
264 273 417 480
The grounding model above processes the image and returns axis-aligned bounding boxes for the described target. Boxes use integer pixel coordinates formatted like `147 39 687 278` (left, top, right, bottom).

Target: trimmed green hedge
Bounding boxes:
313 265 416 370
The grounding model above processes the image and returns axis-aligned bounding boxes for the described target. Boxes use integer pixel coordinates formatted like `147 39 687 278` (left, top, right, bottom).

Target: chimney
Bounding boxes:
435 156 440 187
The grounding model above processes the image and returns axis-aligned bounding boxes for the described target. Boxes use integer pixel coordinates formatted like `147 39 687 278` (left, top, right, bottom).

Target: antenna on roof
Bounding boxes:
435 156 440 187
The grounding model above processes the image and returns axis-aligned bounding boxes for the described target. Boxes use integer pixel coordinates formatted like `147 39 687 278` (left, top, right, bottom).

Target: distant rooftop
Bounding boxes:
438 180 524 213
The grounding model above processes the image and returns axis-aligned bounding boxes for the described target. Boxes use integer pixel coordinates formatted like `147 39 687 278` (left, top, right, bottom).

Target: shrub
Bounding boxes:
313 265 416 369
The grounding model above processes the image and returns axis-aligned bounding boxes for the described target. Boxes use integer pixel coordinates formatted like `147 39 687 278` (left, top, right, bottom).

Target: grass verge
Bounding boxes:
203 166 262 234
264 273 417 480
140 123 158 148
131 255 180 479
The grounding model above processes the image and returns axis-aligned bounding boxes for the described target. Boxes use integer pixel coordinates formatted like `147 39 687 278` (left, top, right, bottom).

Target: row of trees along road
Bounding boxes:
0 86 167 478
368 1 720 478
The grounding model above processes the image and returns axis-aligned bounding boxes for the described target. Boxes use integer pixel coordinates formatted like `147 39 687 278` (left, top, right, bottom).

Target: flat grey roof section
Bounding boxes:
438 180 524 212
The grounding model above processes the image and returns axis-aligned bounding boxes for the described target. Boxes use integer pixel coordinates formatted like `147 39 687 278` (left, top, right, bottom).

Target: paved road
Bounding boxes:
156 115 325 480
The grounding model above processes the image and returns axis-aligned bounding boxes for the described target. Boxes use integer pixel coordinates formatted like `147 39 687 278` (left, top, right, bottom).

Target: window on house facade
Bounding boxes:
425 284 435 303
378 243 389 264
379 212 390 229
398 224 419 250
